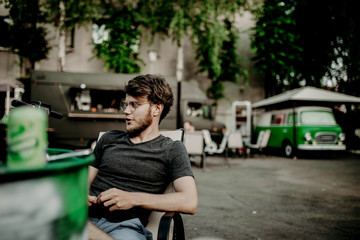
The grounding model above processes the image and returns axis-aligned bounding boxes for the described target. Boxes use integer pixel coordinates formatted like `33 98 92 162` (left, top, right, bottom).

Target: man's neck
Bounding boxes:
130 125 160 144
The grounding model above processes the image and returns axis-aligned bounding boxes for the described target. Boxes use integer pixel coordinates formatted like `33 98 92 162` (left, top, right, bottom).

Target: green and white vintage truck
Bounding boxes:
253 106 345 157
233 87 360 157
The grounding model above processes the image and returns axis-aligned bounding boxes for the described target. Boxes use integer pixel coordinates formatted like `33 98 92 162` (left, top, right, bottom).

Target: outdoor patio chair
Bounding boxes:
246 130 271 154
183 130 206 169
202 130 231 167
202 129 218 155
202 130 235 167
202 130 231 155
160 129 184 142
93 129 186 240
225 131 246 162
146 129 186 240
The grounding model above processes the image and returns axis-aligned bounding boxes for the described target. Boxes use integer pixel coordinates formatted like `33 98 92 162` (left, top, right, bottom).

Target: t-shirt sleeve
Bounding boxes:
168 141 193 182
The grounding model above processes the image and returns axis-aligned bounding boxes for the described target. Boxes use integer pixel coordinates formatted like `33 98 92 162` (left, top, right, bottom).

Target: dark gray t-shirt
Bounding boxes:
89 130 193 225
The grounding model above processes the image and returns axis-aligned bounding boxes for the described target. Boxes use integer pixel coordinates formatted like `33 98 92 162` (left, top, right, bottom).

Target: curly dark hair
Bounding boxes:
125 74 174 123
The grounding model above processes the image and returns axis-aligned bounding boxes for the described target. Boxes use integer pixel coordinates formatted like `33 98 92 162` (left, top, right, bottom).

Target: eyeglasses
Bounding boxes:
120 101 150 112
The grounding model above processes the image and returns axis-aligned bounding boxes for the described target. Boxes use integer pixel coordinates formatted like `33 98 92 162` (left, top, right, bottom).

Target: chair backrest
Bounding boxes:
160 129 184 142
146 183 174 239
255 130 265 146
147 129 185 239
184 131 204 155
98 132 105 141
259 130 271 149
227 131 243 149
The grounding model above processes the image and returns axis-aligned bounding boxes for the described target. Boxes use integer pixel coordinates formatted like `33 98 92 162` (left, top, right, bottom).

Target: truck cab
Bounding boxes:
254 106 346 157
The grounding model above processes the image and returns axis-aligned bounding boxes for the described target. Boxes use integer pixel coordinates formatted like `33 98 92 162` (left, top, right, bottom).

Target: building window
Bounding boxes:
0 16 11 50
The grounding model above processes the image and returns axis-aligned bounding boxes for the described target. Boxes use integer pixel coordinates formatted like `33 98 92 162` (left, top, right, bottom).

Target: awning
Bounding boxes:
252 86 360 109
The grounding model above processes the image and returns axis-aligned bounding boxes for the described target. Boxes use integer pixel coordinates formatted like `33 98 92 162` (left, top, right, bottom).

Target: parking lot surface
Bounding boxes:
183 152 360 240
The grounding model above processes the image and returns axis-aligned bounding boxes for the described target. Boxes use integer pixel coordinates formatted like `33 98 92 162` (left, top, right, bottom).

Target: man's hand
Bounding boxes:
97 188 136 211
88 195 97 206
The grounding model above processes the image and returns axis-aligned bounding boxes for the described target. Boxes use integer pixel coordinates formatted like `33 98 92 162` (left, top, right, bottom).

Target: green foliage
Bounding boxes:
1 0 100 73
192 17 226 80
190 1 249 103
93 7 144 73
43 0 100 29
251 0 360 97
10 26 50 64
192 17 242 101
2 0 50 70
251 0 302 96
218 19 248 92
3 0 250 100
340 1 360 97
93 0 249 102
295 0 360 97
138 0 178 39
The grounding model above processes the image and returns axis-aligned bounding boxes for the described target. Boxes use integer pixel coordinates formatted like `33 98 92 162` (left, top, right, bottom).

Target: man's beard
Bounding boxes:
127 108 153 138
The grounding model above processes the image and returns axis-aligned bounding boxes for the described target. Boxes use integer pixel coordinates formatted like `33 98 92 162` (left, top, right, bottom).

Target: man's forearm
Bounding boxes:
133 191 198 214
133 176 198 214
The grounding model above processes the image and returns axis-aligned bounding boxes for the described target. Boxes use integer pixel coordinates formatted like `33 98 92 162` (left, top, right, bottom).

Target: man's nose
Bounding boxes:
123 105 131 114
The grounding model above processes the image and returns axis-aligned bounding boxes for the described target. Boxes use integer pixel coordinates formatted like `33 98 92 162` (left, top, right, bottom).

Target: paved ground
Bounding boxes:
182 151 360 240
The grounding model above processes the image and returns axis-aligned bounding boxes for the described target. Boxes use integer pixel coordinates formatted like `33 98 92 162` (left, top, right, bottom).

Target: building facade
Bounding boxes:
0 6 264 130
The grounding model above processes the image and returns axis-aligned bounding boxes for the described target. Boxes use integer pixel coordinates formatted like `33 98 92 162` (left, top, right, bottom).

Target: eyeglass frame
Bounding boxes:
120 101 150 112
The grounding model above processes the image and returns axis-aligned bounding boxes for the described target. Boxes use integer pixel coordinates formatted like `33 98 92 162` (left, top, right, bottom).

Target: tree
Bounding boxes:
92 4 144 73
93 0 249 103
251 0 302 97
3 0 250 102
323 0 360 96
1 0 100 74
42 0 100 71
1 0 50 76
169 1 250 103
251 0 360 97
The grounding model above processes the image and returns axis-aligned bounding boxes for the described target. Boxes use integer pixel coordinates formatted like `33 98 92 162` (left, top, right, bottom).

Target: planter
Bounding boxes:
0 148 94 240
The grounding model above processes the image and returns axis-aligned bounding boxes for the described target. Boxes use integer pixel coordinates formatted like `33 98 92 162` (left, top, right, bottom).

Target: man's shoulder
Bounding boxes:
158 135 186 151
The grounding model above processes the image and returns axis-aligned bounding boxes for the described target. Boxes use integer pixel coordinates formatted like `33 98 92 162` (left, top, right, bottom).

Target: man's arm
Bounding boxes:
88 165 99 206
96 176 198 215
88 165 99 186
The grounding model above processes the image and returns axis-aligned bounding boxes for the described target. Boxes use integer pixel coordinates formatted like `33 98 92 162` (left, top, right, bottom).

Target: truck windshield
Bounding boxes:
301 111 336 125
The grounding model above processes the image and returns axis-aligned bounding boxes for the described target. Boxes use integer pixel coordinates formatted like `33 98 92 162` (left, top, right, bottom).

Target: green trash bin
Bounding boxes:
0 148 94 240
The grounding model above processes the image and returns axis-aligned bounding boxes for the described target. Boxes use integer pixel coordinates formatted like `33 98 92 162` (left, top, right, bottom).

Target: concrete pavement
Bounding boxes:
183 152 360 240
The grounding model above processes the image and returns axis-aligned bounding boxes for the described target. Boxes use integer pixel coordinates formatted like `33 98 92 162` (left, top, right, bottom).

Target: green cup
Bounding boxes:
6 107 48 169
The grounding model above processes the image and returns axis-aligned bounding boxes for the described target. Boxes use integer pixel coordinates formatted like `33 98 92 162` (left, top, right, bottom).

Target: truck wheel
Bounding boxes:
282 141 294 158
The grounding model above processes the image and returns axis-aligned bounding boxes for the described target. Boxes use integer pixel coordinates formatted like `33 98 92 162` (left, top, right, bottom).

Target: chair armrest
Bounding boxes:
157 212 185 240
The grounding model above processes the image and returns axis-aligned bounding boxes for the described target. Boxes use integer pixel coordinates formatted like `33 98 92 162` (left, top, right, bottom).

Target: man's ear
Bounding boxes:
153 104 163 117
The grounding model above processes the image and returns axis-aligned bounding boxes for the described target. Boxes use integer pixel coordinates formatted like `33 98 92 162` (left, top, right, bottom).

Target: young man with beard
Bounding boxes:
87 74 198 240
